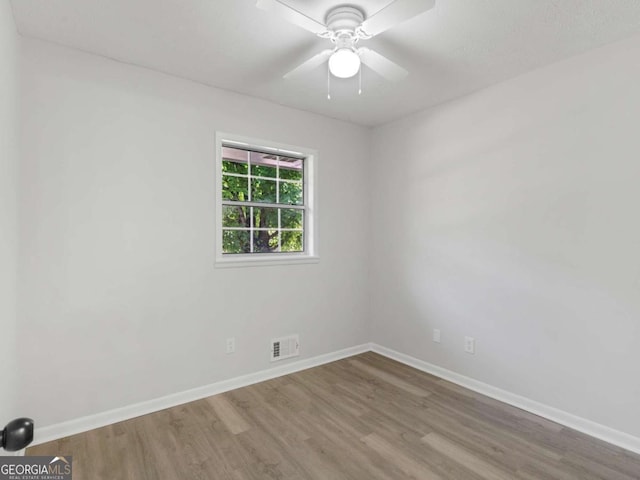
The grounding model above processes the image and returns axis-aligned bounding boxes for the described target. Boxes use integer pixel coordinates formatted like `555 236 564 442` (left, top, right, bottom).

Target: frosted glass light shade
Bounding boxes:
328 48 361 78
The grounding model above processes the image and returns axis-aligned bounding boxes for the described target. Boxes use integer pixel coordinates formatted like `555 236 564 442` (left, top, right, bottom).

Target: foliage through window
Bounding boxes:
221 145 306 255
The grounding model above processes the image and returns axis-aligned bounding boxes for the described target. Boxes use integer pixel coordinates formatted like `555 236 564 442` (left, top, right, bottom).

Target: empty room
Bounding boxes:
1 0 640 478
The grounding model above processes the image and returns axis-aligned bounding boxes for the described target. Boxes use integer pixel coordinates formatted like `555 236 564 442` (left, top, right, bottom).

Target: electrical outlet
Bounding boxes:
226 337 235 354
464 336 475 354
433 329 441 343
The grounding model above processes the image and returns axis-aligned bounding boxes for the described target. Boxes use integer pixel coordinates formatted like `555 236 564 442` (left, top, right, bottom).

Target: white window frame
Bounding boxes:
215 132 319 268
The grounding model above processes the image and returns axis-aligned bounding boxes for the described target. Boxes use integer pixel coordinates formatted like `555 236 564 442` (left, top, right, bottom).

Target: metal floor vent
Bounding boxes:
271 335 300 362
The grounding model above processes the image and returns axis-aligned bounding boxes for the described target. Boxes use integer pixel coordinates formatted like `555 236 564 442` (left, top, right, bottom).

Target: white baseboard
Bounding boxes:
32 343 370 447
370 343 640 455
32 342 640 456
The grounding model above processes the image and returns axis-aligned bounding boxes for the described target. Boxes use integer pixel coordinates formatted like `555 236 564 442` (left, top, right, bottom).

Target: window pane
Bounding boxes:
251 164 277 178
281 209 303 229
222 175 248 201
251 178 277 203
223 230 250 254
279 156 303 181
279 168 302 181
222 146 249 160
253 207 278 229
279 180 303 205
253 229 279 253
222 206 249 228
220 143 309 258
222 160 248 175
281 231 303 252
222 147 249 172
250 151 277 178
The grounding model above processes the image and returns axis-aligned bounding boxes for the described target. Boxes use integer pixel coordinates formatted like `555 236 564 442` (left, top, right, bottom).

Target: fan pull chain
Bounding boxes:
358 66 362 95
327 61 331 100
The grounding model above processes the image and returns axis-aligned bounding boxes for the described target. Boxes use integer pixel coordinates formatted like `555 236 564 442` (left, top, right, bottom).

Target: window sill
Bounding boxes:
214 255 320 269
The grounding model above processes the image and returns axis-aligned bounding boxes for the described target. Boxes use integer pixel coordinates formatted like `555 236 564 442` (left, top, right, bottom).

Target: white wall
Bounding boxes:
18 38 370 428
370 33 640 438
14 21 640 444
0 1 19 431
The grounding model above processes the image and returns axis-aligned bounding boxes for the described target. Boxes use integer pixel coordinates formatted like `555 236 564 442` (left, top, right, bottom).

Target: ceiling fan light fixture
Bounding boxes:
328 48 361 78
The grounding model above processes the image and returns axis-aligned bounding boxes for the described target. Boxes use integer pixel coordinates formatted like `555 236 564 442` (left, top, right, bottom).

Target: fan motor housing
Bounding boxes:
325 6 365 33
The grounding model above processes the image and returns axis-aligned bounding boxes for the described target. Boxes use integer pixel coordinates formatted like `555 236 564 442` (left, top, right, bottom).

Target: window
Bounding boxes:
215 133 317 266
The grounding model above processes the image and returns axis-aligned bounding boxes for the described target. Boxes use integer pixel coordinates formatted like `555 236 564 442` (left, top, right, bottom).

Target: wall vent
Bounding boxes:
270 335 300 362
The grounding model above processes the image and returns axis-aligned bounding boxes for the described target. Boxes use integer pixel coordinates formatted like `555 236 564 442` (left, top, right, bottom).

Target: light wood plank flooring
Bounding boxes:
28 352 640 479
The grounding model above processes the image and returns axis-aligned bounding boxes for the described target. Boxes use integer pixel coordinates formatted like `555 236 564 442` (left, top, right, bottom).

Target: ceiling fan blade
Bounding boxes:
283 49 333 79
256 0 328 35
359 48 408 82
360 0 436 37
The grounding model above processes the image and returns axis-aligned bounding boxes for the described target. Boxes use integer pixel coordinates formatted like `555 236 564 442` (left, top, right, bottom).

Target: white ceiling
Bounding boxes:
10 0 640 126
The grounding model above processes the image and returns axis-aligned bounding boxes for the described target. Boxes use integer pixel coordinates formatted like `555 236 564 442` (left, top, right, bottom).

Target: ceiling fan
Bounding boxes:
257 0 436 84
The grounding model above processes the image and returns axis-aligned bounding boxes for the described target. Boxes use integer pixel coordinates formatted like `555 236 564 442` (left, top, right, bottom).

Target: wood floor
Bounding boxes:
28 352 640 479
